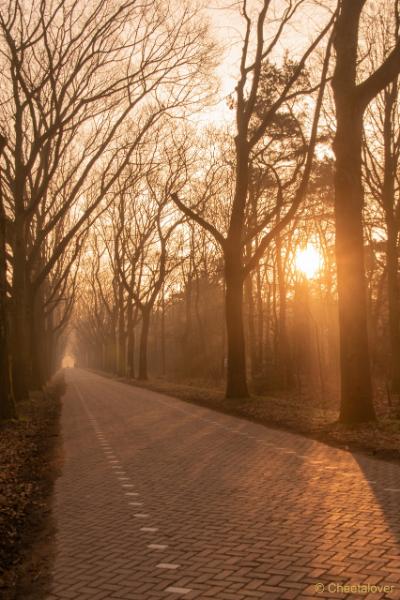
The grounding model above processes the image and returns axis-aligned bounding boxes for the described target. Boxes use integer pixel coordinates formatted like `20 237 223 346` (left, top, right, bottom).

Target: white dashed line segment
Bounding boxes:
165 587 192 596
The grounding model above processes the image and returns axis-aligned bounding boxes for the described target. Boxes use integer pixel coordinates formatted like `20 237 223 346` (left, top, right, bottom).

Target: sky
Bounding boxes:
196 0 335 126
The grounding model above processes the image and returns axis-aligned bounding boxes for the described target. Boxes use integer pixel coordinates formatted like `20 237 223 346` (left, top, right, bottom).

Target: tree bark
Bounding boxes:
0 184 16 419
276 233 293 388
244 270 258 378
160 289 166 376
46 313 57 378
11 221 31 401
183 277 193 375
126 295 135 378
225 250 249 398
138 307 151 380
333 109 375 422
255 261 264 370
223 133 250 399
332 0 376 423
117 282 126 376
30 289 47 390
332 0 400 422
386 218 400 392
382 83 400 393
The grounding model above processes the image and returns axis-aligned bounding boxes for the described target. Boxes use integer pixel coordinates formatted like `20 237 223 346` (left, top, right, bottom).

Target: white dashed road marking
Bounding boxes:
75 381 213 597
165 587 192 596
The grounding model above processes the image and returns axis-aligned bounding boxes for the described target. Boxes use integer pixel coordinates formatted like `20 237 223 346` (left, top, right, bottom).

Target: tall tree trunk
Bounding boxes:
221 280 226 378
117 283 126 376
386 219 400 392
126 295 135 378
160 289 166 377
183 277 193 375
244 270 258 378
11 226 31 401
246 194 260 377
110 310 117 373
382 82 400 393
264 279 272 368
272 259 279 366
333 111 375 422
30 287 47 390
194 276 207 361
225 250 249 398
0 172 16 419
276 234 293 387
332 0 376 423
255 261 264 370
46 316 56 379
224 134 249 399
138 307 151 380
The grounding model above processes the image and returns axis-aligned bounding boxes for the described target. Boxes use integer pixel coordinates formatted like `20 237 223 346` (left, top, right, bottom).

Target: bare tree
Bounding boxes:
362 4 400 396
0 0 213 399
331 0 400 423
172 0 334 398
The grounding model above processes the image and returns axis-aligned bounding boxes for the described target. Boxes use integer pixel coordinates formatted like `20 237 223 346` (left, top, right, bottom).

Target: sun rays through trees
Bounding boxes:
1 0 400 427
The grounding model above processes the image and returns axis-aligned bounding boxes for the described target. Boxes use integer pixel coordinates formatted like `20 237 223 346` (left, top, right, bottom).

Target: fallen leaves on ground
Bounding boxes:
0 382 62 599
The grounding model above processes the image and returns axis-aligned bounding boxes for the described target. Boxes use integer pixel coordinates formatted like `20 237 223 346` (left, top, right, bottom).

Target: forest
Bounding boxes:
1 0 400 429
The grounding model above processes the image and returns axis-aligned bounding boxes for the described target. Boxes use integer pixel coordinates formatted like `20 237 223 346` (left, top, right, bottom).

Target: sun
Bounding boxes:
295 244 323 279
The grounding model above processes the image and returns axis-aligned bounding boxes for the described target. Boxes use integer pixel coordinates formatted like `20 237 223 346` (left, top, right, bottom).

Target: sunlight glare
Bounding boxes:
295 244 323 279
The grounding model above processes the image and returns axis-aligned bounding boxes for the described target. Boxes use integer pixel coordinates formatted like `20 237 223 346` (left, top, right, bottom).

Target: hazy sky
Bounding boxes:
198 0 334 125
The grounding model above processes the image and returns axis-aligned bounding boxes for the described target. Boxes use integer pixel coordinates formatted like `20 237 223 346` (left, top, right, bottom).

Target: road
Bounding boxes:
46 369 400 600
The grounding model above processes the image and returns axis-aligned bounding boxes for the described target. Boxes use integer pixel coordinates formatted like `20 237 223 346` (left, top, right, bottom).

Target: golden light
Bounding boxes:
62 355 75 368
295 244 323 279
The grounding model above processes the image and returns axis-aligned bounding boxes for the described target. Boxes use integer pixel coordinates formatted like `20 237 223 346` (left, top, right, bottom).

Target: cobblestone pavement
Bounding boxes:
46 369 400 600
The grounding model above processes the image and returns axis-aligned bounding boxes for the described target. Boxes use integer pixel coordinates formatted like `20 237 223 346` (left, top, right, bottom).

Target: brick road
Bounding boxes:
45 369 400 600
